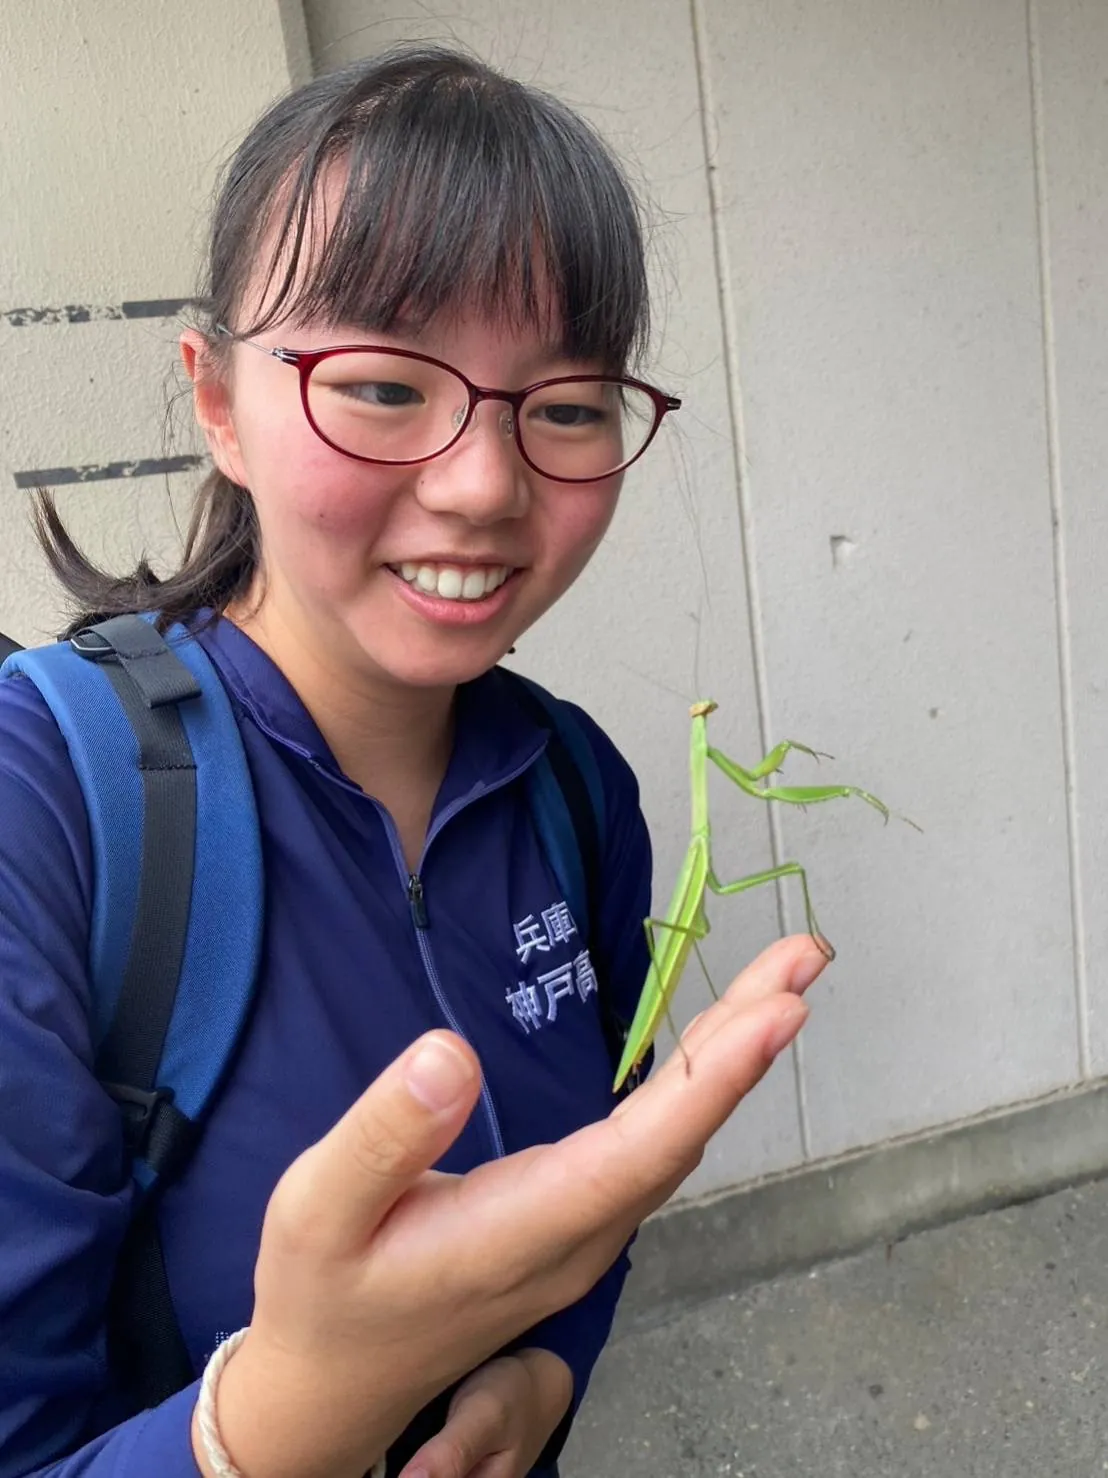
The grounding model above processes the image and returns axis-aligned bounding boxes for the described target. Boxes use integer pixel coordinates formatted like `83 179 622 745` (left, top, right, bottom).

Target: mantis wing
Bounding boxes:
613 836 709 1091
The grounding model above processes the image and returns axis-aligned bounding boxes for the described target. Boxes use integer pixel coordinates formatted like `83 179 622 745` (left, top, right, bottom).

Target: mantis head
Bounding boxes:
689 699 718 719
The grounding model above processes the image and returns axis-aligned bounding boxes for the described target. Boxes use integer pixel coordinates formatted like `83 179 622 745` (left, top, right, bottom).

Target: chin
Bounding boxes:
369 640 513 692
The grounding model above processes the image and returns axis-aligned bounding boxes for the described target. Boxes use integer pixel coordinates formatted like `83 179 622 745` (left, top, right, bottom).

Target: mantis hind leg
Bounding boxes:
642 914 714 1075
693 939 720 1000
708 861 835 962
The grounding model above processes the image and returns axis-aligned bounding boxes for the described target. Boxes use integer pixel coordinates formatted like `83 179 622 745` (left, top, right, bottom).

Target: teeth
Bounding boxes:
393 563 512 602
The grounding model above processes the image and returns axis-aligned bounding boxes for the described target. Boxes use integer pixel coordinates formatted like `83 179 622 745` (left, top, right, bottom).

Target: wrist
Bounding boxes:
190 1328 405 1478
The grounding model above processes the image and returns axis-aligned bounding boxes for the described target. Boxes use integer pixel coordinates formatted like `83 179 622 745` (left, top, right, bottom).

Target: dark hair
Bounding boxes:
37 43 651 634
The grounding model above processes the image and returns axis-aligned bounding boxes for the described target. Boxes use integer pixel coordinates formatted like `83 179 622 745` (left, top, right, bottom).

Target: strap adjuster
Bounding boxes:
70 617 202 708
103 1081 199 1181
103 1082 177 1157
70 628 114 660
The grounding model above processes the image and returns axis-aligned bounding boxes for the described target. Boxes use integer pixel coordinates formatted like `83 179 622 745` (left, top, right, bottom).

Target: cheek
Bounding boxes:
546 481 622 576
296 467 388 534
241 412 403 539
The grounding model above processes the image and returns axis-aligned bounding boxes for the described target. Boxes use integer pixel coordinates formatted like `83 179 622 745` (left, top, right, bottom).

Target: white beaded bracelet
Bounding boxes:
196 1329 249 1478
196 1329 386 1478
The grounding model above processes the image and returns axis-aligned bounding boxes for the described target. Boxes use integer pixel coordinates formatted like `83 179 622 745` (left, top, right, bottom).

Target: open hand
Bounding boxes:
195 934 825 1478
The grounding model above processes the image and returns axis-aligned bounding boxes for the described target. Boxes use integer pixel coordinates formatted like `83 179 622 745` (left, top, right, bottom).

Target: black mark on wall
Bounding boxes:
14 455 206 489
3 299 198 328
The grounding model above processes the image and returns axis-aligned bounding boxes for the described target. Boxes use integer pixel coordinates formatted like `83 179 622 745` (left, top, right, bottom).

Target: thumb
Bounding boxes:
398 1358 523 1478
396 1394 500 1478
268 1031 482 1258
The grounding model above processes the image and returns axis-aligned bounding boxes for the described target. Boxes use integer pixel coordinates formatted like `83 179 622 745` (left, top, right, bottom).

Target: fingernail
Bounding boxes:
765 999 809 1059
405 1036 476 1111
790 948 829 993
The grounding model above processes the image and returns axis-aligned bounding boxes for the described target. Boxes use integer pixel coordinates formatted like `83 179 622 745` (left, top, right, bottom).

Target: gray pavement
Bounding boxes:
564 1178 1108 1477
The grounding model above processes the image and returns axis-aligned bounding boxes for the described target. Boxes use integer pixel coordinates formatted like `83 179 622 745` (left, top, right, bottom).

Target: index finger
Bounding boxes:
577 991 807 1223
468 976 809 1277
658 932 827 1066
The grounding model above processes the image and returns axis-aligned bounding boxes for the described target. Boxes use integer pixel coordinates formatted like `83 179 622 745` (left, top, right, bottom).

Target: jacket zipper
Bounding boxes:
407 874 429 928
289 747 545 1164
406 871 505 1159
238 708 549 1161
391 755 546 1162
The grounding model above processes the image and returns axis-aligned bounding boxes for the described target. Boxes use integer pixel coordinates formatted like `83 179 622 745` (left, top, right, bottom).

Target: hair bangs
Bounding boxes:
237 54 649 371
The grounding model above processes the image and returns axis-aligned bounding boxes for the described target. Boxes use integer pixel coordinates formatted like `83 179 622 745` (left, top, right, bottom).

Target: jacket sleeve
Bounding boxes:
0 675 205 1477
507 702 654 1462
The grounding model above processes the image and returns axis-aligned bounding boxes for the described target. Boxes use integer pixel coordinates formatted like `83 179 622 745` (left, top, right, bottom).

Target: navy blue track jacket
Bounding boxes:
0 616 652 1475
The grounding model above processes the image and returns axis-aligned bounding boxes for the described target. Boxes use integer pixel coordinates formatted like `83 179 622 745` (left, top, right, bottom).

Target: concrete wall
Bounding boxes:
3 1 1106 1204
0 3 303 636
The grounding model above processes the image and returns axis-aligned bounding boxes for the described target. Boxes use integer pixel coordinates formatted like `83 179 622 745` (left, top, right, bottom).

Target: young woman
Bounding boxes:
0 44 824 1478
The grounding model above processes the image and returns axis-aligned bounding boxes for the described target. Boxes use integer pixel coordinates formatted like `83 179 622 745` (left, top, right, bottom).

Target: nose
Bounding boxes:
416 397 530 525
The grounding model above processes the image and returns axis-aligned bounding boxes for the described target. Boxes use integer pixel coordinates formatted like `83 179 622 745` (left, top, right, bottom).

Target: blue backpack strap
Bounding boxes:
3 614 265 1408
502 670 627 1072
505 670 604 939
4 614 264 1182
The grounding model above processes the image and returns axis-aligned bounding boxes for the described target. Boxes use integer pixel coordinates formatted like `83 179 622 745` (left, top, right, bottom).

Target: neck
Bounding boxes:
225 596 456 806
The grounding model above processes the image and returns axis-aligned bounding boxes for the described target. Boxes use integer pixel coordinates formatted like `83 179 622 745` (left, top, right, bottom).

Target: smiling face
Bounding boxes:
181 51 652 712
184 308 623 694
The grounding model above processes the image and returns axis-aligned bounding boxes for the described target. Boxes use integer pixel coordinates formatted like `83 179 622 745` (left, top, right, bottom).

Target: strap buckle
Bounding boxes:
102 1081 177 1158
70 616 202 707
70 628 114 660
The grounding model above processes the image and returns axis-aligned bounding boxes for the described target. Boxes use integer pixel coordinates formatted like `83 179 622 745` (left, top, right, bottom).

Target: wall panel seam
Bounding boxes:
688 0 811 1153
1027 0 1088 1075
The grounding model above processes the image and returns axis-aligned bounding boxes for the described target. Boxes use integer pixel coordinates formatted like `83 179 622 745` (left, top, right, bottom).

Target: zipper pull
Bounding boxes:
408 873 429 928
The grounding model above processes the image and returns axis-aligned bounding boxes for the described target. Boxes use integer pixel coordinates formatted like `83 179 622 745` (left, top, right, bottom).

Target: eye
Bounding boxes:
537 402 605 427
339 380 425 408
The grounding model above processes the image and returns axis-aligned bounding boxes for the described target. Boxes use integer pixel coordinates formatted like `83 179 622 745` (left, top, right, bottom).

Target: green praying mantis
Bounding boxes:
612 700 915 1092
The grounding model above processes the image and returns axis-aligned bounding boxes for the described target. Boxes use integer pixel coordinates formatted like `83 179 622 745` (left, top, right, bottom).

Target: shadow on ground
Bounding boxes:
564 1178 1108 1476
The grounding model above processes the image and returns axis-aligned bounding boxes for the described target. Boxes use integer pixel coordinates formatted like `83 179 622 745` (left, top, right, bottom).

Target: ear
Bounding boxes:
180 329 248 486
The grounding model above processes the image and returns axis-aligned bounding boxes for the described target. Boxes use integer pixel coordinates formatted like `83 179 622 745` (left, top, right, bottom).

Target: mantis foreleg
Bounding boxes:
708 745 892 824
741 738 833 780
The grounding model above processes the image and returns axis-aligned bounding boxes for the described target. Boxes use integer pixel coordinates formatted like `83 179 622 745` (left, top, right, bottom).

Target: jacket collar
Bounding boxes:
193 614 548 810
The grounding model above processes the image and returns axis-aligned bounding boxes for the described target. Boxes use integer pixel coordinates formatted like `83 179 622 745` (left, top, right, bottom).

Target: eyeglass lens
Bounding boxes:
305 351 658 478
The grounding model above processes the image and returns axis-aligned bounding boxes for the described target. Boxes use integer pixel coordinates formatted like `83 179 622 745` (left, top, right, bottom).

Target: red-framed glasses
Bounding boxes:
217 326 681 484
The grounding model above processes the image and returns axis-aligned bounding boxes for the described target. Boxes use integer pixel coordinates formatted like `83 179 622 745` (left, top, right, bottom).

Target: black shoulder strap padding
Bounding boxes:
107 1210 196 1413
506 676 627 1073
80 617 198 1114
0 631 24 663
72 616 202 1409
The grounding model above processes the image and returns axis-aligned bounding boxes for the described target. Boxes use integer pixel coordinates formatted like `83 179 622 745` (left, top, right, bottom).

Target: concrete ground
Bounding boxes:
564 1177 1108 1477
